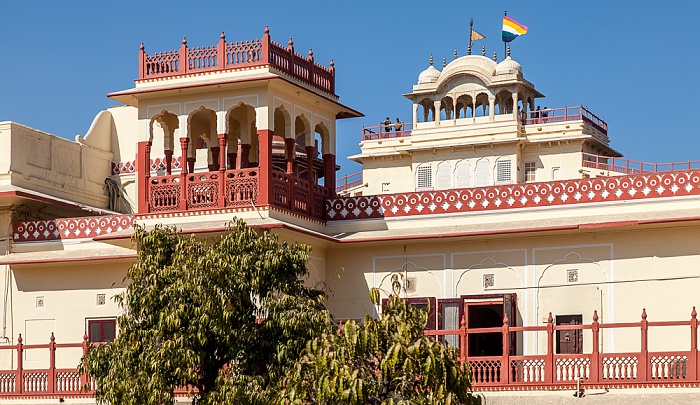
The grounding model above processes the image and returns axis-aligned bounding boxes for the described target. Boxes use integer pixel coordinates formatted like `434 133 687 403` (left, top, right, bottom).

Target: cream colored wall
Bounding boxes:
520 141 584 182
0 122 112 209
324 224 700 355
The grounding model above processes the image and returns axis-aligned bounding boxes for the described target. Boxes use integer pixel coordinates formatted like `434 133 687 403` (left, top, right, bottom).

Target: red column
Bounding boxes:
261 26 270 64
306 145 315 216
179 138 189 211
48 333 56 393
502 313 510 384
218 134 227 208
16 334 23 394
257 130 273 206
285 138 295 174
590 310 600 383
690 307 698 381
136 141 152 214
240 144 251 169
639 309 648 383
164 149 173 175
210 147 220 171
323 153 336 196
179 37 188 75
217 31 226 70
138 43 146 79
545 313 554 384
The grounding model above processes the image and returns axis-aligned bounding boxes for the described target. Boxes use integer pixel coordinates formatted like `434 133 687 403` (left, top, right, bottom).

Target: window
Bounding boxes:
524 161 536 182
475 159 491 186
439 300 460 348
416 165 433 190
495 159 512 183
454 160 471 189
436 162 452 190
88 319 116 343
556 315 583 354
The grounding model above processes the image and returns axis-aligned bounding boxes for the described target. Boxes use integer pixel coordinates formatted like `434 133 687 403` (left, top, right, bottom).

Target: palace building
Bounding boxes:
1 27 700 400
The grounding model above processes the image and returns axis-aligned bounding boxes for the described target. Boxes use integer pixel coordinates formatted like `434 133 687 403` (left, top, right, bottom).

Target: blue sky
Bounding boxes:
1 1 698 177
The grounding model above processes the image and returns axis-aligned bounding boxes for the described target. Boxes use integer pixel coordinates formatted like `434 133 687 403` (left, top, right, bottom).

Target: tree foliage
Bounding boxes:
80 219 333 405
278 276 481 404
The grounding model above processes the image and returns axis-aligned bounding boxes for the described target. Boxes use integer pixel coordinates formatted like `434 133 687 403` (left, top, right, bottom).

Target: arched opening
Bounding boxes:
440 96 454 121
149 110 179 174
273 106 292 173
419 98 434 122
496 90 513 115
456 95 473 119
475 158 491 187
226 103 256 169
475 92 490 117
313 122 330 185
454 159 471 188
295 114 311 179
187 106 217 172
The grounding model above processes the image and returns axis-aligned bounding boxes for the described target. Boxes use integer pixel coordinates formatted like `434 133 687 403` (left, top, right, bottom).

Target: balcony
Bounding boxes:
583 153 700 175
138 27 335 95
521 105 608 135
147 168 327 221
361 122 412 141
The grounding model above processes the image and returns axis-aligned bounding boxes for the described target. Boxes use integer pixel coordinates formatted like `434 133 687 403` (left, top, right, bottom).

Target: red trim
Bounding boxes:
0 253 136 266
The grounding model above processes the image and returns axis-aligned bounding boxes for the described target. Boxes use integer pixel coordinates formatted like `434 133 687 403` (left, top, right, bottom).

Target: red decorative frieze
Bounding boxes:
326 171 700 221
111 157 183 175
13 215 136 242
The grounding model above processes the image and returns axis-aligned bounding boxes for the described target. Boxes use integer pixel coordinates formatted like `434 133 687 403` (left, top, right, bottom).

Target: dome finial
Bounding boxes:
507 45 511 57
453 48 458 60
442 56 446 68
493 50 497 62
481 46 486 56
467 44 472 55
429 54 433 66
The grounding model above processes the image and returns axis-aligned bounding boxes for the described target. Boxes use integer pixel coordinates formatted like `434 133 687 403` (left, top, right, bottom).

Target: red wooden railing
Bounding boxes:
521 105 607 135
361 122 412 141
424 308 700 390
336 171 363 193
582 153 700 175
138 27 335 95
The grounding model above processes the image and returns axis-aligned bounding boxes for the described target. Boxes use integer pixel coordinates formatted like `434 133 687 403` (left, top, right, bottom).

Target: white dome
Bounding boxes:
495 57 522 75
418 65 440 84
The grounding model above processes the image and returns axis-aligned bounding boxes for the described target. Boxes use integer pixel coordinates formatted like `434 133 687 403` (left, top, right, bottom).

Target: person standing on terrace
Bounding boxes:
383 117 392 133
394 118 402 133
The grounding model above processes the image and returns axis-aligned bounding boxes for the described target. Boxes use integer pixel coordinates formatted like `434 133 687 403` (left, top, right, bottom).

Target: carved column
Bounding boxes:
512 92 519 120
218 134 227 207
323 153 336 197
136 141 152 214
285 138 295 174
433 100 441 126
489 96 495 121
164 149 173 175
179 137 189 211
257 130 273 206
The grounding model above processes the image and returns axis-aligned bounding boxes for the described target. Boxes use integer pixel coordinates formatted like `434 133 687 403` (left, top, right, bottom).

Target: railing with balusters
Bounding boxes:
424 307 700 389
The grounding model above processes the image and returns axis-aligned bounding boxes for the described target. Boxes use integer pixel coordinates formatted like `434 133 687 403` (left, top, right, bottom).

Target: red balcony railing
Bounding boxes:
583 153 700 175
521 105 607 135
361 121 412 141
424 307 700 390
336 171 363 193
138 27 335 95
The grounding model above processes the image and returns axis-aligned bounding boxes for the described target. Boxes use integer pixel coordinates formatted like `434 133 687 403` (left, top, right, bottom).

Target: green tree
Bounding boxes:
80 219 333 405
279 276 481 405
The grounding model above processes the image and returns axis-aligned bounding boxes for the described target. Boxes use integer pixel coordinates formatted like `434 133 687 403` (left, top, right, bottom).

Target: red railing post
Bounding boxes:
546 313 554 384
288 38 295 75
502 313 510 384
136 141 152 214
179 137 189 211
217 31 226 70
323 153 336 197
329 58 335 94
306 145 316 215
590 310 600 383
16 334 23 394
80 333 88 391
179 37 188 75
257 130 273 207
218 134 227 208
639 309 649 383
261 26 270 65
48 333 56 393
459 315 467 361
138 43 146 79
690 307 698 381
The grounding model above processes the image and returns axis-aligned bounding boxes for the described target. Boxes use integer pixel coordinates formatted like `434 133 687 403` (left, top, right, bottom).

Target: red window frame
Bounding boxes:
88 319 117 343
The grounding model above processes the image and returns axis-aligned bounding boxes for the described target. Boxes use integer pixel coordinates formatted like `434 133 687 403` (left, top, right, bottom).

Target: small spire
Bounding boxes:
220 31 226 40
50 332 55 342
288 37 294 47
593 310 599 322
429 54 433 66
642 308 647 320
330 59 334 68
442 56 446 67
548 313 553 323
693 307 697 319
453 48 458 60
467 44 472 55
507 45 511 57
503 312 509 325
264 25 270 35
140 42 144 51
308 48 314 59
182 36 187 45
481 46 486 56
493 50 497 62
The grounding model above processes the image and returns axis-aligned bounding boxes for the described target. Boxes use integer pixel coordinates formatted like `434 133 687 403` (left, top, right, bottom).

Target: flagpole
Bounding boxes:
469 19 473 55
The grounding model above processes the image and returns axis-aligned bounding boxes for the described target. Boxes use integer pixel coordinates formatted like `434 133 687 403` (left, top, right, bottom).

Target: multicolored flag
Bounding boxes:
502 16 528 42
